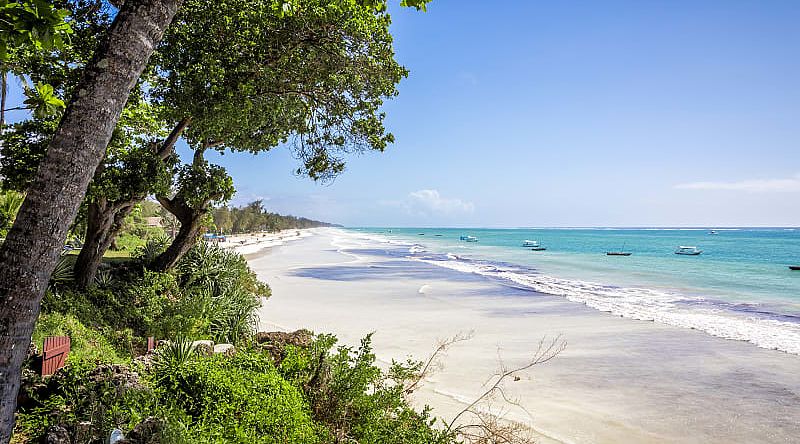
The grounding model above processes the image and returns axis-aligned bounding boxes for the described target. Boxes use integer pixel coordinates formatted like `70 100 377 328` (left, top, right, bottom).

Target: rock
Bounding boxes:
132 353 155 373
213 343 235 356
86 364 144 392
256 330 313 363
44 425 70 444
27 341 39 360
256 329 313 347
120 417 164 443
74 421 93 443
192 340 214 356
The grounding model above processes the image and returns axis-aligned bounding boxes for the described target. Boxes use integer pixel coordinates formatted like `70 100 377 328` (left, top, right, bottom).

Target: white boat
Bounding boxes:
522 240 539 247
460 235 478 242
708 230 718 235
675 246 702 255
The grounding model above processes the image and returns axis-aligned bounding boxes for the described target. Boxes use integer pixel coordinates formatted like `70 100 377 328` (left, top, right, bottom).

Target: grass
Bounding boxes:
65 249 132 260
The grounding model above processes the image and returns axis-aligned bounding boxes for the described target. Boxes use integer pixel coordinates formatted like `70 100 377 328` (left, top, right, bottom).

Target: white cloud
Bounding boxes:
383 189 475 216
674 174 800 193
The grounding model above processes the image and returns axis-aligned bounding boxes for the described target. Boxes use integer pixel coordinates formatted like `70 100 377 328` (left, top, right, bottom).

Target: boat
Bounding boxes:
708 230 719 235
790 266 800 271
460 235 478 242
522 240 540 247
675 246 702 255
606 242 631 256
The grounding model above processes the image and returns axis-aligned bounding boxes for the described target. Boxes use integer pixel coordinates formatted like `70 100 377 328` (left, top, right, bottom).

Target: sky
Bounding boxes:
13 0 800 227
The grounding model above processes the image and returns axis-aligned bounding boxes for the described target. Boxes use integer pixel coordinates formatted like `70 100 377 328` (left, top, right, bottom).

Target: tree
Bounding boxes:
212 205 233 234
151 148 234 270
147 0 419 269
0 0 182 440
0 1 181 288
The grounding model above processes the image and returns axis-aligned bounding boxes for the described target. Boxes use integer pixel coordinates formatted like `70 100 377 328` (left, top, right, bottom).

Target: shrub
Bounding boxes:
280 334 452 444
157 351 322 443
15 361 192 443
32 313 128 366
132 234 171 264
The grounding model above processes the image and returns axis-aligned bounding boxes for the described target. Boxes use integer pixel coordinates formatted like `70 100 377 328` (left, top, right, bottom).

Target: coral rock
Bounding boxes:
213 343 236 356
116 417 164 444
44 425 71 444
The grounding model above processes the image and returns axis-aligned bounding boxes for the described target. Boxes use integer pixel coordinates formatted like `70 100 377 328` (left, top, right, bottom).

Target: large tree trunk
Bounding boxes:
73 200 135 288
150 195 204 272
73 118 190 288
0 1 181 441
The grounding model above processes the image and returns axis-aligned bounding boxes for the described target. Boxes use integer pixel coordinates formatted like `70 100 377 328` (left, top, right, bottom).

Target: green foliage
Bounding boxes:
0 0 72 60
0 189 24 236
280 334 453 444
175 242 267 343
157 352 322 443
171 160 234 210
213 200 335 234
31 312 128 366
132 233 171 264
0 118 55 191
48 254 75 288
15 359 191 443
21 81 65 117
152 336 196 380
45 242 268 345
155 0 409 183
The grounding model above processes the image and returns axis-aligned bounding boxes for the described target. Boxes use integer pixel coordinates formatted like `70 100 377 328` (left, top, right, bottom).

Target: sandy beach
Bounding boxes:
217 229 313 257
252 228 800 444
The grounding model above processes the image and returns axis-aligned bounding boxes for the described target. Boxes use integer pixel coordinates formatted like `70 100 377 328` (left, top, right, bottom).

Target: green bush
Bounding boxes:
280 334 452 444
157 351 322 443
15 360 192 443
32 313 128 366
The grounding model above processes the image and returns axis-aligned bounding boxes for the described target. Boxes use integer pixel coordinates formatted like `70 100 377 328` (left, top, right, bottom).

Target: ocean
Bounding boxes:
347 227 800 354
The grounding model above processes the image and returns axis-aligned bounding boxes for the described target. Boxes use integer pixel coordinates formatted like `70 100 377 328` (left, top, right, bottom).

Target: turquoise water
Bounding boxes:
345 227 800 353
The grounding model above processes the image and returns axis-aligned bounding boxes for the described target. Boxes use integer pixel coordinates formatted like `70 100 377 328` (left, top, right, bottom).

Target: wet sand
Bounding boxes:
252 228 800 443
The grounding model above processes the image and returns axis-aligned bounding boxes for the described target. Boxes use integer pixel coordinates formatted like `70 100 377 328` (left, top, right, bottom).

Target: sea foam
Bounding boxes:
414 254 800 355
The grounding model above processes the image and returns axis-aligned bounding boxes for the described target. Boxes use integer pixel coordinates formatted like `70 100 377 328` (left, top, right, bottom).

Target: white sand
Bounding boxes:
218 229 313 256
252 228 800 444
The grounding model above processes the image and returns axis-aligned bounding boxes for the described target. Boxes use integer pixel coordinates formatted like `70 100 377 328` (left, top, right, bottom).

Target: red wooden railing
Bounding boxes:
41 336 70 376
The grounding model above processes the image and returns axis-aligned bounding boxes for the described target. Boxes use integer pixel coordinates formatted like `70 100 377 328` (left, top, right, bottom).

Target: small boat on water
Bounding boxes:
708 230 719 235
675 246 702 255
789 266 800 271
606 242 631 256
460 235 478 242
522 240 540 247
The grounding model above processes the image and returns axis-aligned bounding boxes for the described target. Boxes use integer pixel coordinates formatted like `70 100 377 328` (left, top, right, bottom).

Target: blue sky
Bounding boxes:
199 0 800 227
12 1 800 227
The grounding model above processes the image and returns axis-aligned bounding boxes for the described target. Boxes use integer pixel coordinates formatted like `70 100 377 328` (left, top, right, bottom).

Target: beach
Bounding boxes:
252 228 800 444
218 229 313 257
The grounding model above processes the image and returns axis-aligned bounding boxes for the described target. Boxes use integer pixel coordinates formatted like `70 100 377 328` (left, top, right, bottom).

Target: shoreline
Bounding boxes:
217 229 314 259
252 228 800 443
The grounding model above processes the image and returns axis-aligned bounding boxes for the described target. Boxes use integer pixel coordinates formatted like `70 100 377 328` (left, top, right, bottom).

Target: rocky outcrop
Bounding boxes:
44 425 70 444
256 330 313 363
86 364 145 391
116 417 164 444
213 343 235 356
192 340 214 356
